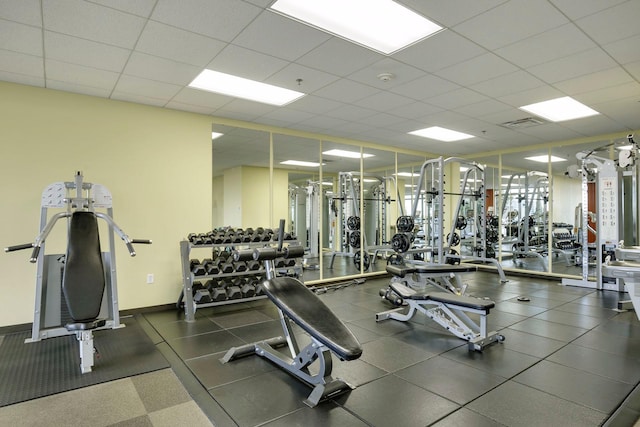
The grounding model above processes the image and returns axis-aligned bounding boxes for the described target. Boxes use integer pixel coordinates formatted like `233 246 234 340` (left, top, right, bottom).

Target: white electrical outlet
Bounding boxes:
146 274 154 284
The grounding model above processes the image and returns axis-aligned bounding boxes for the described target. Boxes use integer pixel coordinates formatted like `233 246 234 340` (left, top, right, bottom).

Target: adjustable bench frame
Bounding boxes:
385 263 477 295
222 226 362 407
378 281 504 351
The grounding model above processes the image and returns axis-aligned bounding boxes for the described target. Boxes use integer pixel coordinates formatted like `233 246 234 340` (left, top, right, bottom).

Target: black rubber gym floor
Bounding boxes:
142 272 640 426
0 316 169 407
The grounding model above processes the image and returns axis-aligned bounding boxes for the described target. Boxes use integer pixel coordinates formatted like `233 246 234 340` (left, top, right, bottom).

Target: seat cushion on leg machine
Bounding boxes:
62 211 105 324
262 277 362 361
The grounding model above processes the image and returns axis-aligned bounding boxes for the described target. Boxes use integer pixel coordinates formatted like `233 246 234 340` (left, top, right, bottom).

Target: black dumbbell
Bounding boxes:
219 259 234 274
274 257 286 268
247 260 260 271
192 281 212 303
233 261 247 272
241 282 256 298
190 259 206 276
204 260 220 275
226 283 242 299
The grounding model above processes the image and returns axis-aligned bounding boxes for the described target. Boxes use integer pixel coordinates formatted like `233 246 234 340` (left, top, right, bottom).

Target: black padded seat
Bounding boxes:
413 264 477 274
386 263 477 277
62 211 105 323
426 292 495 311
262 277 362 361
65 319 107 331
385 265 416 277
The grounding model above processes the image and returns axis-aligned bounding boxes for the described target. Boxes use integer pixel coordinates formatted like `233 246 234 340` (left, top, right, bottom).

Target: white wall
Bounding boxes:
0 82 212 327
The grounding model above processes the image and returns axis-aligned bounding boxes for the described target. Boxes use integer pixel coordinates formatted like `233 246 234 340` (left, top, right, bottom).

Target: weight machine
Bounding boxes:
5 172 151 373
500 173 572 271
392 157 506 281
329 172 399 271
563 135 639 294
289 181 325 266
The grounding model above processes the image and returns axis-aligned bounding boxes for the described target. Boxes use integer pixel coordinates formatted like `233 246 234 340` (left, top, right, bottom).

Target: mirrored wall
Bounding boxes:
213 120 632 285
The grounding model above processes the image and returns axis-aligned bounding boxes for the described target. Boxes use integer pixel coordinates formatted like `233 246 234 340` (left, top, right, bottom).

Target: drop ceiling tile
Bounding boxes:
554 67 634 96
390 101 442 120
399 0 508 27
559 114 633 136
550 0 628 20
323 104 377 121
434 52 518 86
0 0 41 26
347 58 426 90
0 69 43 86
123 52 201 85
453 99 513 118
135 21 226 67
110 92 167 107
258 107 316 125
603 33 640 65
471 71 545 99
284 95 343 115
497 85 566 108
296 37 381 77
151 0 261 42
297 114 349 130
390 73 460 101
232 10 331 61
113 74 181 100
591 97 640 129
392 30 485 72
427 87 489 110
266 63 339 93
42 0 145 49
44 31 129 72
205 44 289 81
216 98 278 118
171 87 232 109
354 90 414 112
312 79 379 104
494 24 596 69
453 0 568 50
166 100 216 115
331 121 374 136
576 82 640 106
575 1 640 45
627 59 640 81
514 123 585 141
45 59 119 90
0 48 42 77
46 79 112 97
88 0 156 17
0 19 42 56
528 48 619 84
357 112 407 128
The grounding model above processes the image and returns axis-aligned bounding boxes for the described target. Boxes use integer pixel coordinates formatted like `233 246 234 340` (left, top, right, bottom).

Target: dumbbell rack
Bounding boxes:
179 239 301 322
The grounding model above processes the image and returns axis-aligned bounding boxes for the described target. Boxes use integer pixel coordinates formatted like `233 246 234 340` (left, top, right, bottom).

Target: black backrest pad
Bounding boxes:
262 277 363 361
62 211 105 322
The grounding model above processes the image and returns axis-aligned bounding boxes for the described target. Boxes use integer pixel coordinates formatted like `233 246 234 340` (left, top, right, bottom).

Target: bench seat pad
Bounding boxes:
262 277 363 361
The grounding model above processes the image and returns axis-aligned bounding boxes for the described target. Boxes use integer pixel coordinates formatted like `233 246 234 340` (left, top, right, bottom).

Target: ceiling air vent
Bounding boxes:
499 117 546 129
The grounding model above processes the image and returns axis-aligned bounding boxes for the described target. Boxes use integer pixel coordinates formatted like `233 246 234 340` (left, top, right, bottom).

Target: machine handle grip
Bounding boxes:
4 243 33 253
30 246 41 263
131 239 152 244
126 242 136 257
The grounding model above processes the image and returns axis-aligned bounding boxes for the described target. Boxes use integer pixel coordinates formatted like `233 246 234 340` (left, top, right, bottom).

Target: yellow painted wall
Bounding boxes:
0 82 212 327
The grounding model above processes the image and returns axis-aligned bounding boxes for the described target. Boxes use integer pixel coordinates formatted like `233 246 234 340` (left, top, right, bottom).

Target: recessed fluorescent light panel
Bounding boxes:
519 96 599 122
270 0 443 55
322 149 374 158
211 132 224 140
281 160 321 167
525 155 566 163
409 126 474 142
189 70 305 106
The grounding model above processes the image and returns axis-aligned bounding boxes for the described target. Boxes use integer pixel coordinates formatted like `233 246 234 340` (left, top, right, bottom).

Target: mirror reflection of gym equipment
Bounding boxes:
4 172 151 373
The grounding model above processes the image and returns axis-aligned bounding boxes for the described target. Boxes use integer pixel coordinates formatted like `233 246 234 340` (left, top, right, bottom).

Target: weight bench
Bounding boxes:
377 282 504 351
385 263 477 295
222 231 362 407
